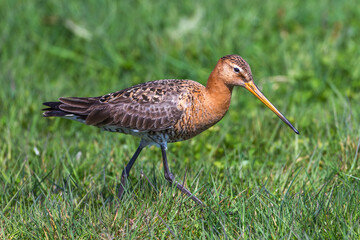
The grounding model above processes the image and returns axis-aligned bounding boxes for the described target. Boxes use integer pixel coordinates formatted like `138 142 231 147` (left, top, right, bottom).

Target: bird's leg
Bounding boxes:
118 141 146 199
160 145 204 206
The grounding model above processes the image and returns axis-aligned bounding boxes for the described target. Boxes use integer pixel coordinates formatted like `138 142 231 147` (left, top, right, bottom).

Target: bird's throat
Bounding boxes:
205 71 233 122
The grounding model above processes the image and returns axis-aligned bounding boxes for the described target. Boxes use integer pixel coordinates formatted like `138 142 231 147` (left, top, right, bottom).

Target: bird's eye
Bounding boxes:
233 67 240 73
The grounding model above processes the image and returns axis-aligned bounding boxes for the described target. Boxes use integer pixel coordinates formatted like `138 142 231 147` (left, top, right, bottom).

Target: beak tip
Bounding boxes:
293 128 299 135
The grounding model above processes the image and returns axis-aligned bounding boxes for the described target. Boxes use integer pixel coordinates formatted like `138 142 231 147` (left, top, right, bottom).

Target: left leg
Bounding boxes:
160 145 204 206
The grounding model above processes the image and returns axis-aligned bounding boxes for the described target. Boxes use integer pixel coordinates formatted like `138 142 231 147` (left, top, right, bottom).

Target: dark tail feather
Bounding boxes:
43 101 62 110
42 97 99 119
43 101 66 117
43 109 68 117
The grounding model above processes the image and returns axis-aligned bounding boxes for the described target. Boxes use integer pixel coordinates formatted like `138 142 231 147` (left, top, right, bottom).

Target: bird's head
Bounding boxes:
217 54 299 134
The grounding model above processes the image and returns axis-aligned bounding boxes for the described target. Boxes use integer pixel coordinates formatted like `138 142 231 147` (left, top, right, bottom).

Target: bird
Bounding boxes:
42 54 299 206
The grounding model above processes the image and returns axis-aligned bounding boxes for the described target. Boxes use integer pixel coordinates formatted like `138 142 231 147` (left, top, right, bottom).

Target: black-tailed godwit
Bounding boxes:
43 55 299 206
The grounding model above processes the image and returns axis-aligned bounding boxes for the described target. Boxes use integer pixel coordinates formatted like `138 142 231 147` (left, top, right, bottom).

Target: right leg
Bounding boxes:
161 145 204 206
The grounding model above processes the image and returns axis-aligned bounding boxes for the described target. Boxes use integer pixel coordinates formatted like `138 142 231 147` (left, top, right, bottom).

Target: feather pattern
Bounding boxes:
43 79 209 138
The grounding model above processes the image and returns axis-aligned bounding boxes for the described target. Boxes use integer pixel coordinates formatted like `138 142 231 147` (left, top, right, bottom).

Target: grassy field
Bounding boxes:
1 0 360 238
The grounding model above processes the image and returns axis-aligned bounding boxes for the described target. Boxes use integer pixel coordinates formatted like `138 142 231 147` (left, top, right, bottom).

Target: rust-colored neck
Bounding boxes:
204 65 233 122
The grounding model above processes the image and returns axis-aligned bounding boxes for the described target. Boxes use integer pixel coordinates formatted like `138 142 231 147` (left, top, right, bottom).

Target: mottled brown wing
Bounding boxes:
71 80 187 131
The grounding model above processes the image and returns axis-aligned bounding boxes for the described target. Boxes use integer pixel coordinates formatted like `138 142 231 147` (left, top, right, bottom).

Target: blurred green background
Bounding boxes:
1 0 359 238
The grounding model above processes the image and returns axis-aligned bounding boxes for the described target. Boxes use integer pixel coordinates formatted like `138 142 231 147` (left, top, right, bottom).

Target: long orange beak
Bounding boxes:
244 81 299 134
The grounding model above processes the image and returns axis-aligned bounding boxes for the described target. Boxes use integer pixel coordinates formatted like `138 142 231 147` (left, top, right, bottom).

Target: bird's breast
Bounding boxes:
168 89 230 142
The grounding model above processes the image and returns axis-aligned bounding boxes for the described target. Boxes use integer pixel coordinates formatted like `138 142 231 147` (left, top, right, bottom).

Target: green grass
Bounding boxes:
1 0 360 238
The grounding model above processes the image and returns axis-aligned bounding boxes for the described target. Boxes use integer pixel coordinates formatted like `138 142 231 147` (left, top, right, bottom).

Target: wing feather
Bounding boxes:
43 79 204 132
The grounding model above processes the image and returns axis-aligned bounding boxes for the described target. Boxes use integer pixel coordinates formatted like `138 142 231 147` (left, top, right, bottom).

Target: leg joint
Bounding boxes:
164 172 174 182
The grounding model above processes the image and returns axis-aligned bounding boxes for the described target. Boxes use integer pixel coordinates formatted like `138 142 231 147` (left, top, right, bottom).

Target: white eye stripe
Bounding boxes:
233 66 244 73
